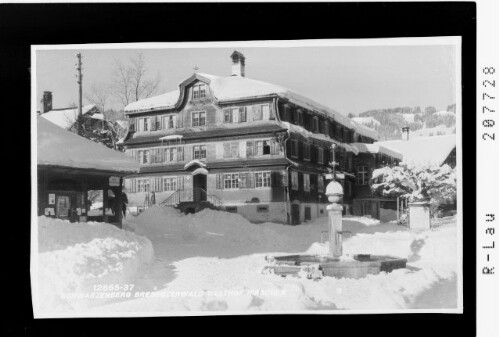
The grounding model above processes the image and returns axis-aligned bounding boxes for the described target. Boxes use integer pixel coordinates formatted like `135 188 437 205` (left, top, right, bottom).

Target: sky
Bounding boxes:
35 42 458 116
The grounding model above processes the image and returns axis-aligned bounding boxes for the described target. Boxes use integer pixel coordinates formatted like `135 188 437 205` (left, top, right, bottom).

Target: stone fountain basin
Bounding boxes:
271 254 407 279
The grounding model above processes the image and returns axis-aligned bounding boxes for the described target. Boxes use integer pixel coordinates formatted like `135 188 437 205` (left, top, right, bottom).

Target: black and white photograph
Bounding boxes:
31 38 462 317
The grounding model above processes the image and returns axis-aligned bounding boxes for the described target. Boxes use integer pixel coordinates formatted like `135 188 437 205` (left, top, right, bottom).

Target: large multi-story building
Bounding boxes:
121 51 400 224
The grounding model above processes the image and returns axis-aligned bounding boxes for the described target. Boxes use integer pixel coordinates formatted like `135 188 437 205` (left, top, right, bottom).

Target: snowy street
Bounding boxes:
69 207 458 314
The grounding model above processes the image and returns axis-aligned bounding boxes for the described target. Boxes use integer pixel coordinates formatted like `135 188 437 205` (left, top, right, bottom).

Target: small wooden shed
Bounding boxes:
37 117 140 228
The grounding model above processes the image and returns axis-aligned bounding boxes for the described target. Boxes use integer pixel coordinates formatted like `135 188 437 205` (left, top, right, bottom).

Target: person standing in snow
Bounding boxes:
122 192 128 218
151 191 156 205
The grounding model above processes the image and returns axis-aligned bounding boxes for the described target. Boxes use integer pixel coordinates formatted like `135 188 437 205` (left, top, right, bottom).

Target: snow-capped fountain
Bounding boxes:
264 145 407 279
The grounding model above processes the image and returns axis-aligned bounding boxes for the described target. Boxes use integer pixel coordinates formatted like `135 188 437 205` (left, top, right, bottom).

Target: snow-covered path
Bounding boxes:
87 208 458 313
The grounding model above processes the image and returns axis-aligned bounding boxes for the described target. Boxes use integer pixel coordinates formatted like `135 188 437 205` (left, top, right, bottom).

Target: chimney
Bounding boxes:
402 126 410 141
230 50 245 77
42 91 53 113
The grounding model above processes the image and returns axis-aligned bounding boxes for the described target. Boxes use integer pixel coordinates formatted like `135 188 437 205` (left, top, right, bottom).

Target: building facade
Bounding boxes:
121 51 400 224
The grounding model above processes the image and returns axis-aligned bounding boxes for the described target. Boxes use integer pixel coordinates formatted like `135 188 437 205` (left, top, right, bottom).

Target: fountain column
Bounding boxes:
325 180 344 258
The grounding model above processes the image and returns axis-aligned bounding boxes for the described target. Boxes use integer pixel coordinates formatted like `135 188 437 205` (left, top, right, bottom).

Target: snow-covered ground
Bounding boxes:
81 207 459 314
34 216 154 315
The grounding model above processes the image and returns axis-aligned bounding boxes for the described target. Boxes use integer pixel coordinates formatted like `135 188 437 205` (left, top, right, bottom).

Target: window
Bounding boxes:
137 179 150 192
239 107 247 122
291 171 299 190
318 175 325 192
253 104 270 121
303 143 310 161
225 206 238 213
138 117 149 132
162 115 177 129
193 145 207 159
154 177 163 192
164 147 177 162
224 173 239 189
297 111 304 126
357 165 369 185
223 142 239 158
257 205 269 213
291 140 299 158
192 84 207 99
192 111 206 126
318 147 324 164
138 150 150 164
255 171 271 188
303 173 311 192
163 177 177 191
150 148 163 164
313 117 319 133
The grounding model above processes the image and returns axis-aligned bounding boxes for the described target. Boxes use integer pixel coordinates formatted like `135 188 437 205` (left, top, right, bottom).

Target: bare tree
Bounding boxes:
85 82 110 113
111 53 162 107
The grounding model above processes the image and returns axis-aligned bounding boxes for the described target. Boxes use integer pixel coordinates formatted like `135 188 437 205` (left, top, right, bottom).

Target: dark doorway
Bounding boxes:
291 204 301 225
193 174 207 202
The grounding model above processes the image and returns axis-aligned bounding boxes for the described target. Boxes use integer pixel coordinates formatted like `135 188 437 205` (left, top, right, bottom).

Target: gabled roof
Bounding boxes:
377 135 456 167
40 104 98 129
37 117 139 173
124 72 378 140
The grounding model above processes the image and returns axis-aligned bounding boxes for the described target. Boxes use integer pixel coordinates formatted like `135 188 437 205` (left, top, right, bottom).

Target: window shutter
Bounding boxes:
239 107 246 122
263 104 270 120
223 108 231 123
246 172 255 188
177 146 184 161
216 143 224 159
281 170 288 187
269 105 275 120
177 176 184 191
129 118 135 132
270 140 279 155
246 141 254 157
132 179 136 193
271 171 280 187
216 174 223 189
239 141 246 158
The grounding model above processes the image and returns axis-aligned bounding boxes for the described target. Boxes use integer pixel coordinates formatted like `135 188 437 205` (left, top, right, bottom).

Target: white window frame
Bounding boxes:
223 141 240 159
255 171 271 188
223 173 239 189
357 165 369 185
163 176 178 191
192 111 206 127
139 149 150 165
192 84 207 100
164 147 177 162
137 179 150 192
138 117 150 132
162 115 177 129
193 145 207 159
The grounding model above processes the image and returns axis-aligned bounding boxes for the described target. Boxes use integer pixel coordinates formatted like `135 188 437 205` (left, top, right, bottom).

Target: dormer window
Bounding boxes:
192 84 207 100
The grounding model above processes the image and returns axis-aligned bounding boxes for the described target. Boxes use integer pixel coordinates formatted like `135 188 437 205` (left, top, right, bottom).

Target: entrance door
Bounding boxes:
193 174 207 202
56 195 71 219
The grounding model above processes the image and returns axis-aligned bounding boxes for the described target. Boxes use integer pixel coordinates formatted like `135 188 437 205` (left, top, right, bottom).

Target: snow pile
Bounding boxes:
352 116 380 127
412 125 456 138
35 216 153 314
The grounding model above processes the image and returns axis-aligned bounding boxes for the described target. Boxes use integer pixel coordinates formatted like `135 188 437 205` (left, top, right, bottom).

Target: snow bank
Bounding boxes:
34 216 154 314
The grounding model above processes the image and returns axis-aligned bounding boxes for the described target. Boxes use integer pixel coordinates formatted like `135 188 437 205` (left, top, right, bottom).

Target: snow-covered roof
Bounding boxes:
377 135 456 167
40 105 97 129
37 117 140 173
124 73 378 140
350 143 403 160
160 135 183 141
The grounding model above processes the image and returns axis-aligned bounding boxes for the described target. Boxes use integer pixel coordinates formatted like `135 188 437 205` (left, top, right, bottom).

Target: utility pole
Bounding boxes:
76 53 83 135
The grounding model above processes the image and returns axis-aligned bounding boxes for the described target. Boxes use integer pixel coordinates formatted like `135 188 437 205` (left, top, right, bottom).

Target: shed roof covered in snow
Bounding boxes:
124 72 378 140
377 135 456 167
350 143 403 160
37 117 139 174
40 104 98 129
